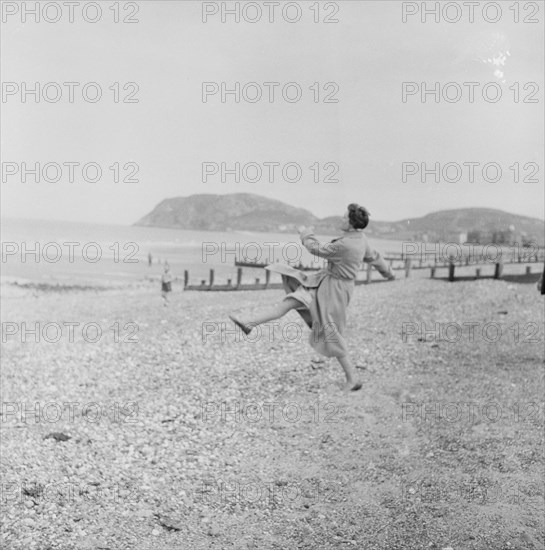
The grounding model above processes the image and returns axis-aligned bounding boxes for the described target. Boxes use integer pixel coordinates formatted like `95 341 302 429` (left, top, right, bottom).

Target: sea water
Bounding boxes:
1 218 407 286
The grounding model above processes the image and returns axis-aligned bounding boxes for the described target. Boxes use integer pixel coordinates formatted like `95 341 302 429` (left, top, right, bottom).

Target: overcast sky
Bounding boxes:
1 0 543 224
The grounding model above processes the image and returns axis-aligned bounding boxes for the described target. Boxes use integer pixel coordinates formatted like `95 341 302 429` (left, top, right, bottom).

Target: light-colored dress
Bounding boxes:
267 229 392 358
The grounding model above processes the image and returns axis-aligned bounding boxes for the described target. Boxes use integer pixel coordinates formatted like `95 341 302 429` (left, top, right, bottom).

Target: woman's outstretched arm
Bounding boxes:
298 227 342 260
363 248 395 279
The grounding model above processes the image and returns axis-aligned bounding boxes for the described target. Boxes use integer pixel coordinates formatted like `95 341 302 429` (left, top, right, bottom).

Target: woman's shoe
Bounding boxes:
229 315 253 335
342 381 363 392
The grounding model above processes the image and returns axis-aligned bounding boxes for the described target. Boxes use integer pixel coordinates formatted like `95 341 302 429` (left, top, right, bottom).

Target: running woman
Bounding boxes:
230 204 395 391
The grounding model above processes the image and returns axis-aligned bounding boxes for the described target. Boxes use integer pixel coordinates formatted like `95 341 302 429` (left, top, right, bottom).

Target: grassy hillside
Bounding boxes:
136 194 544 245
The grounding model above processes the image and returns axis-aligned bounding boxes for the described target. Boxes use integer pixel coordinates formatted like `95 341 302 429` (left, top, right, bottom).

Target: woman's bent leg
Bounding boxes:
246 298 302 327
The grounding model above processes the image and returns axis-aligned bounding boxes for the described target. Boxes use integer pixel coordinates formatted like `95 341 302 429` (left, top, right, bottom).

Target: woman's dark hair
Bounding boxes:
347 203 370 230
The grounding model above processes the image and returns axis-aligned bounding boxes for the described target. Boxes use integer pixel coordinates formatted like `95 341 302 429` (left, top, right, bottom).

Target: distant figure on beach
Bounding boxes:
161 264 173 306
539 265 544 294
230 204 396 392
148 253 153 267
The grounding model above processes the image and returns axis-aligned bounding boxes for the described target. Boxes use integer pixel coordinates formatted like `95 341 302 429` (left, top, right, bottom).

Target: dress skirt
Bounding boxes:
279 271 354 358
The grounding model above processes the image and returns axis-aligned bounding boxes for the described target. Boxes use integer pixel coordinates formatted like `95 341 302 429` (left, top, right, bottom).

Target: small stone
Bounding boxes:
157 516 184 531
24 500 34 508
22 518 36 527
152 528 160 536
141 446 154 457
44 432 71 442
208 525 221 537
22 484 43 498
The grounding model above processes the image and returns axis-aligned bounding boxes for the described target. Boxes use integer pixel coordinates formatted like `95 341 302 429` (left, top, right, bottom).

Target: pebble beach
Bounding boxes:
1 275 544 549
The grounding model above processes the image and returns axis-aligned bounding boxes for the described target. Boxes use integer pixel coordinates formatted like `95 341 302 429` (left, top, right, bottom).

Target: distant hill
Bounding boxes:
318 208 545 245
135 194 317 233
135 194 544 245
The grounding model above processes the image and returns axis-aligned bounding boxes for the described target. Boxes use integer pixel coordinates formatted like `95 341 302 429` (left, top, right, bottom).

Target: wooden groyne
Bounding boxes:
184 268 283 291
385 249 545 271
429 262 543 283
184 262 401 291
234 259 323 271
182 250 545 291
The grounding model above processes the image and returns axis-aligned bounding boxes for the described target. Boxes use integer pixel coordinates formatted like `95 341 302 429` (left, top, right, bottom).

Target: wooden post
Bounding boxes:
209 269 215 288
236 268 242 288
494 262 503 279
265 269 271 288
475 268 481 279
184 270 189 288
404 258 412 278
365 264 373 285
448 263 455 282
430 267 436 278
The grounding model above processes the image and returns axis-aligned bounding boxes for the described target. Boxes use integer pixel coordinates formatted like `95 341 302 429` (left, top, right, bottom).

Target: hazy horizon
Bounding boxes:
3 191 545 227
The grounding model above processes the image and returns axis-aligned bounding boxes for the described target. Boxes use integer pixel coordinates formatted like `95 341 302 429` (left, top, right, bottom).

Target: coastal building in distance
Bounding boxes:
467 227 537 246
